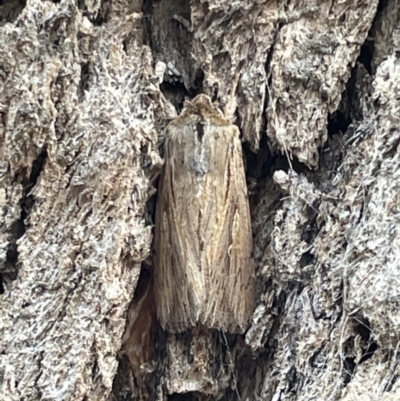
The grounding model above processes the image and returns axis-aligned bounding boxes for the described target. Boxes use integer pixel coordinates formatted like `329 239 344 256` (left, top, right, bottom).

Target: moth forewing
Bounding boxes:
154 95 254 333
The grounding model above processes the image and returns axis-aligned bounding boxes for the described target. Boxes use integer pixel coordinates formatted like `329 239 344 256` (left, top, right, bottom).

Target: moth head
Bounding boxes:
182 94 228 125
180 73 240 123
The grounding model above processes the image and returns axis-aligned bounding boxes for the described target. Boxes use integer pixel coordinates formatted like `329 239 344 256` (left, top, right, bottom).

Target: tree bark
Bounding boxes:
1 0 399 400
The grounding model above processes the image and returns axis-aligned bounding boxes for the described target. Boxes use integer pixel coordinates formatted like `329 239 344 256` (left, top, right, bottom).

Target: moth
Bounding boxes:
154 94 254 333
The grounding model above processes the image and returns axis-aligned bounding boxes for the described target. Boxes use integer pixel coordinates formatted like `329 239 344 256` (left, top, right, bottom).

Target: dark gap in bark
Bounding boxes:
158 67 201 109
319 43 365 189
33 351 44 398
294 282 306 296
299 250 314 273
91 354 99 382
356 2 378 76
221 389 240 401
123 20 145 54
193 69 205 96
111 356 135 399
76 0 84 12
291 157 318 174
341 336 357 386
300 200 320 245
37 13 70 53
327 65 355 139
145 185 158 239
168 394 198 401
356 318 379 364
342 355 356 386
160 81 190 114
134 266 152 300
243 134 273 182
77 0 111 25
326 6 380 142
334 276 344 311
142 0 210 108
4 149 47 280
142 0 154 47
244 132 311 186
297 199 320 280
377 0 389 13
4 219 24 278
309 344 328 369
234 340 270 401
21 149 47 219
263 287 287 351
0 274 4 294
143 0 195 91
245 19 277 165
285 365 298 392
145 324 168 398
92 0 111 26
78 62 91 102
358 38 374 75
122 37 128 53
359 340 378 364
383 127 400 158
384 373 398 392
0 0 26 26
327 109 351 138
261 20 279 151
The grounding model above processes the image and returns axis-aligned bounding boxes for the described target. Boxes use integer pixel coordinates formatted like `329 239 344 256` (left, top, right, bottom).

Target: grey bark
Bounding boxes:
1 0 399 400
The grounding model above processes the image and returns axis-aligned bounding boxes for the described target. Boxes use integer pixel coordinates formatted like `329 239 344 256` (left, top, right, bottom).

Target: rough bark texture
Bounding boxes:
1 0 400 400
0 4 162 400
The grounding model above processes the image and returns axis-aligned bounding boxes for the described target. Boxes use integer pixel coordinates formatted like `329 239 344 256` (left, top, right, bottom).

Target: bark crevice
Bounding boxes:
4 148 47 283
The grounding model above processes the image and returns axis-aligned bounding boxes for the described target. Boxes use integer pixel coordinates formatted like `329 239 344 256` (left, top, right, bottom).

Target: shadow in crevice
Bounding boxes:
77 0 111 25
356 318 378 364
3 149 47 284
78 62 92 102
0 0 26 26
143 0 198 92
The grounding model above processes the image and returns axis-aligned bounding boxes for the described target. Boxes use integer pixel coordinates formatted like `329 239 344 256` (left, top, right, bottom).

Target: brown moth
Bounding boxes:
154 94 254 333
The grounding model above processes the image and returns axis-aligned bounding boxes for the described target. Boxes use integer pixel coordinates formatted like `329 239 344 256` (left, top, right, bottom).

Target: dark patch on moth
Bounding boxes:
196 121 205 142
198 211 204 252
224 145 234 204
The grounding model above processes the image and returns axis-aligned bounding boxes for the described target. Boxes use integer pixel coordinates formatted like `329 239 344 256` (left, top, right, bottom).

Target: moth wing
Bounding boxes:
200 125 254 333
154 122 205 332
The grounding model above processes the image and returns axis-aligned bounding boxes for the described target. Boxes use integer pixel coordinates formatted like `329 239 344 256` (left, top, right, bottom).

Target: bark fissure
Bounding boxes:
4 149 47 283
